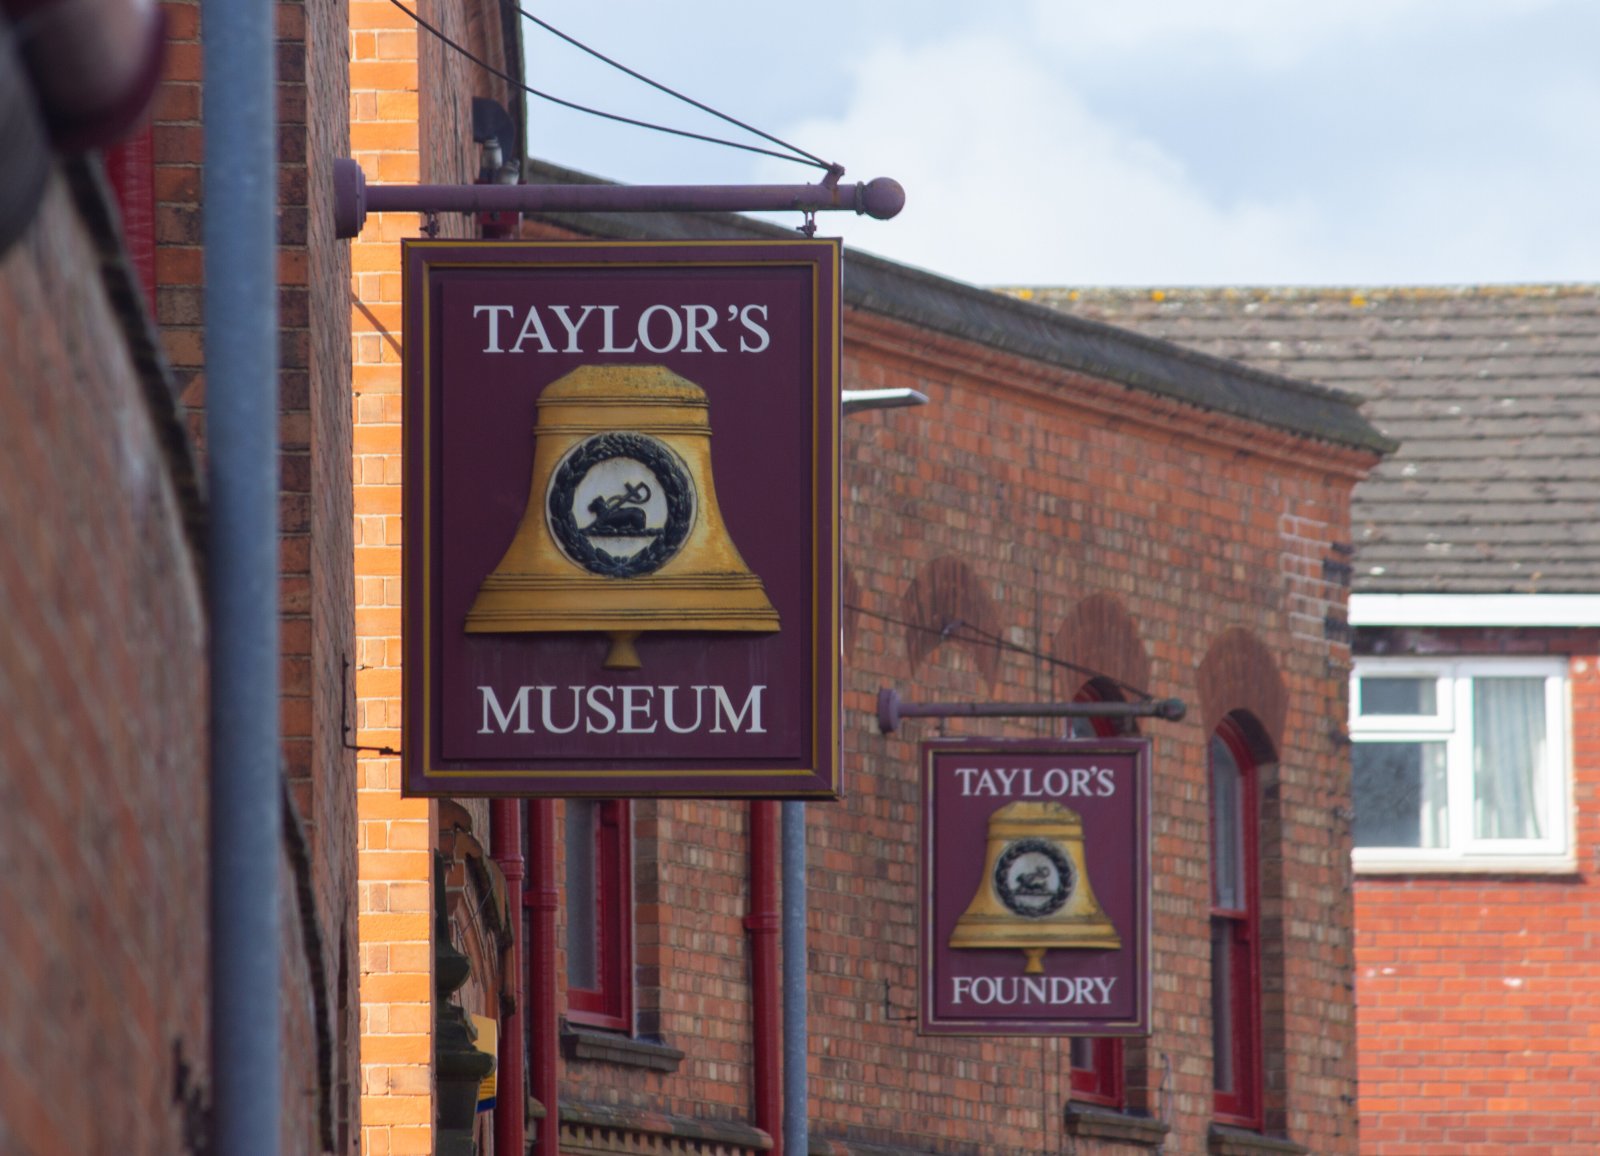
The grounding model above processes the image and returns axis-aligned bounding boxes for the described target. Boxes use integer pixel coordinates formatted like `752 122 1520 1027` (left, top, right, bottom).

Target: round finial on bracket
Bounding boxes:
876 687 902 734
859 178 906 220
332 157 369 240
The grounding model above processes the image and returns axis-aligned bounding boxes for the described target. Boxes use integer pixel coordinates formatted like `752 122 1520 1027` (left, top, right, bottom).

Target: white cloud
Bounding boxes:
761 35 1329 284
529 0 1600 286
1029 0 1565 68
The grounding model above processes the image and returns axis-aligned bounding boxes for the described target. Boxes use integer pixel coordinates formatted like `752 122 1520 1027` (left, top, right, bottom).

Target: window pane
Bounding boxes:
566 799 597 990
1360 676 1437 716
1211 919 1233 1093
1210 737 1244 909
1473 677 1546 840
1352 741 1448 848
1069 1037 1094 1069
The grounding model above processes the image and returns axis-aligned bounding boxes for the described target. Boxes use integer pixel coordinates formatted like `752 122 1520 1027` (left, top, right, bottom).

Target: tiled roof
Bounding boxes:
1011 286 1600 595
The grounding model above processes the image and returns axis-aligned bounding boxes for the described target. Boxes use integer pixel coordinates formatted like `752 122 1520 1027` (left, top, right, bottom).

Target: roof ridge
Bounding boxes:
1005 284 1600 302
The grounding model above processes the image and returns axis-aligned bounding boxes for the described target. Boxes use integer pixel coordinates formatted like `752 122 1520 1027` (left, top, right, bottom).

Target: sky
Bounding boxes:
520 0 1600 287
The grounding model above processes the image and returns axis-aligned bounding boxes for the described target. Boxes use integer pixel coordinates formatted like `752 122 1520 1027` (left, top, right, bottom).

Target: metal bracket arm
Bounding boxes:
332 157 905 240
876 687 1187 735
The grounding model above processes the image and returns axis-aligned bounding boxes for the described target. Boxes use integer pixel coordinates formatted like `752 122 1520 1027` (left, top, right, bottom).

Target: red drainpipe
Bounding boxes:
526 799 560 1155
490 800 526 1156
102 125 156 309
747 801 782 1155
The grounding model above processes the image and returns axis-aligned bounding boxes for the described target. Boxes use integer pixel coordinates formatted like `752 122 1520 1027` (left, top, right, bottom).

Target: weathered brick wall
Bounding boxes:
549 303 1368 1153
350 0 521 1149
348 1 434 1143
151 0 203 437
0 181 207 1156
144 0 360 1144
1355 628 1600 1156
829 313 1360 1153
287 0 363 1145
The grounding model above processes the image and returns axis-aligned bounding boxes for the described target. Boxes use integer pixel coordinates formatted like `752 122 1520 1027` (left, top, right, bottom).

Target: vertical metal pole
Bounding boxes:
204 0 279 1147
781 800 808 1156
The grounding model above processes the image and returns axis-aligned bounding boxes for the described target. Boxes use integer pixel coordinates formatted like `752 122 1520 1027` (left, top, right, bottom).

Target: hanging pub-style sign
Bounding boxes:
402 239 841 798
920 739 1151 1036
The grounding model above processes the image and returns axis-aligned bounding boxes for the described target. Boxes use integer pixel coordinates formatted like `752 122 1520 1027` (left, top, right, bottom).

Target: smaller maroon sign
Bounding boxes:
920 740 1150 1036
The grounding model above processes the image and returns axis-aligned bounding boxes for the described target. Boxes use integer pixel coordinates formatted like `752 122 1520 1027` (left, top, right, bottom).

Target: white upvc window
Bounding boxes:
1349 657 1572 872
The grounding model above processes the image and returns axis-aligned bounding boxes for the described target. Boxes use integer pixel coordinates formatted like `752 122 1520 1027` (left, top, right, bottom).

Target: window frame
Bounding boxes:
565 799 635 1032
1349 656 1571 873
1066 681 1127 1110
1069 1036 1125 1107
1210 723 1262 1130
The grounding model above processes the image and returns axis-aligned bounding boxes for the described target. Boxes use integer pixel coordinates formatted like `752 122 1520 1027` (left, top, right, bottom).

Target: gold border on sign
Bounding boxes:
405 239 843 794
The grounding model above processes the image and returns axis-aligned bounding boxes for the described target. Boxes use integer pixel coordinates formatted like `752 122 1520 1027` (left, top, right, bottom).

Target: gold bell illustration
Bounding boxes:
950 801 1120 974
465 364 780 669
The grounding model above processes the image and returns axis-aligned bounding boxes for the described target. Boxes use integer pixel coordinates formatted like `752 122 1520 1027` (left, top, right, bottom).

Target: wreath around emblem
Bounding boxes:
548 432 694 578
993 838 1075 919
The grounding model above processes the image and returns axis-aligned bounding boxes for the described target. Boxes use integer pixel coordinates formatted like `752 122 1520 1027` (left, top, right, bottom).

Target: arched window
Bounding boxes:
1210 721 1262 1127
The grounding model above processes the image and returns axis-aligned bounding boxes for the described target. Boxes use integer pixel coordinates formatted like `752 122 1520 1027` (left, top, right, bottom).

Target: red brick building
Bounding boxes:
399 178 1391 1155
4 3 1397 1151
0 121 212 1156
1 0 516 1148
1024 286 1600 1155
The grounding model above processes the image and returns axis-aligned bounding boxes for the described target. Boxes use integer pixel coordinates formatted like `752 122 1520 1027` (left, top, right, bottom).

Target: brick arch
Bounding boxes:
1197 627 1287 767
1052 592 1151 699
901 556 1000 681
1200 640 1291 1138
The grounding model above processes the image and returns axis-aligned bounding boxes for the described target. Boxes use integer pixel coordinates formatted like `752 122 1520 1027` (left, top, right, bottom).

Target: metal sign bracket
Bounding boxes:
876 687 1187 735
332 157 904 240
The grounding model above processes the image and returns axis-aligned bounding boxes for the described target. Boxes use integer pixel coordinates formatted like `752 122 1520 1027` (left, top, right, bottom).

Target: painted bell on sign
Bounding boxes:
464 364 780 669
950 800 1121 973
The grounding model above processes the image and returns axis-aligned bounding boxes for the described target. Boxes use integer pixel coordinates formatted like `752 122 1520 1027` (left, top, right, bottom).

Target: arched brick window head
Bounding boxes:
901 556 1000 681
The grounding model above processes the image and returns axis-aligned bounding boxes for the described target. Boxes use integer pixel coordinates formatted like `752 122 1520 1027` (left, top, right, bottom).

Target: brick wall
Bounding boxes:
141 0 361 1144
349 0 521 1149
538 298 1370 1153
834 312 1360 1153
349 0 430 1142
348 0 435 1139
1355 628 1600 1155
0 180 207 1156
284 0 363 1145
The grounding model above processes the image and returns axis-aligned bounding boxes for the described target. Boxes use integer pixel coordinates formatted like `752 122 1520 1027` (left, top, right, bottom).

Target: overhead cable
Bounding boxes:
385 0 830 170
511 2 831 170
844 602 1159 703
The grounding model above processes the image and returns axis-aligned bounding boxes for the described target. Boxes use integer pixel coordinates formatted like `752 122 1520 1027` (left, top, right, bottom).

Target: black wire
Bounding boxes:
844 602 1159 703
385 0 829 171
512 3 832 171
948 619 1157 703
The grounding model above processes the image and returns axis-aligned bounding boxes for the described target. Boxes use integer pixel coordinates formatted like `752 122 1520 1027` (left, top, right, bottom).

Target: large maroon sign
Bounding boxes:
921 740 1150 1036
403 240 841 797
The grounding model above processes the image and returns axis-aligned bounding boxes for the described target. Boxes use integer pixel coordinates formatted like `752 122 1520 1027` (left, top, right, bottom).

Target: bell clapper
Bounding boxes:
604 631 643 670
1023 947 1047 975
